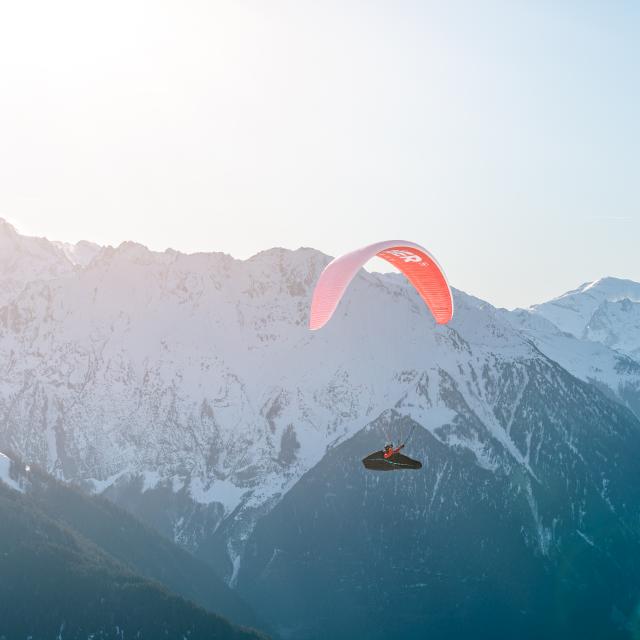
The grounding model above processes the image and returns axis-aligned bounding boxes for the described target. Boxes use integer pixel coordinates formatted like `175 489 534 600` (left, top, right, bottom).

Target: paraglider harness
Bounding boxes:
383 423 417 458
361 423 422 471
383 443 404 459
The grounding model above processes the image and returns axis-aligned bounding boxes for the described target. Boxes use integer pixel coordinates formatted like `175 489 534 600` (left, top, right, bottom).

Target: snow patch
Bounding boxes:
0 452 24 493
189 476 248 512
525 482 551 555
576 530 595 547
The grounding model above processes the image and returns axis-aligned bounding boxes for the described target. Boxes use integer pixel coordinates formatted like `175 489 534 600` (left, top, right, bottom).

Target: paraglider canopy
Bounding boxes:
309 240 453 330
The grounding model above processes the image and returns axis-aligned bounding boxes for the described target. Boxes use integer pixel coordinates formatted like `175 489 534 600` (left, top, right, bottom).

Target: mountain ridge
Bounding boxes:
0 220 638 601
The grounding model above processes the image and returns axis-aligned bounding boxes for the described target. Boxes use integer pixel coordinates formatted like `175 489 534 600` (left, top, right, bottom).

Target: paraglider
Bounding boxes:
308 240 454 472
309 240 453 331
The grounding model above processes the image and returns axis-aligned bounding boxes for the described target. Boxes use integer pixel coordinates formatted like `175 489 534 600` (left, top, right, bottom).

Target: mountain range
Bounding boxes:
1 218 639 638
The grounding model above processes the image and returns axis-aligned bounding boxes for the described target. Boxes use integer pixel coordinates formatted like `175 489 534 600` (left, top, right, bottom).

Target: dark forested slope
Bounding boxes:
0 481 267 640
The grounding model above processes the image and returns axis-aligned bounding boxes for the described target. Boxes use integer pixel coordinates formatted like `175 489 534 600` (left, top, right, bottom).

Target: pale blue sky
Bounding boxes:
0 1 638 308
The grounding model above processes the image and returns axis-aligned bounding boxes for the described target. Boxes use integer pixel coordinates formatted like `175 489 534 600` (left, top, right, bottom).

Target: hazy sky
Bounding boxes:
0 1 638 308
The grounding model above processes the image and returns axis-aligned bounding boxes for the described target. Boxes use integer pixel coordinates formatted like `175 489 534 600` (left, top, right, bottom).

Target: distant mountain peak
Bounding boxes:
528 276 640 357
580 276 640 297
53 239 103 267
0 217 19 236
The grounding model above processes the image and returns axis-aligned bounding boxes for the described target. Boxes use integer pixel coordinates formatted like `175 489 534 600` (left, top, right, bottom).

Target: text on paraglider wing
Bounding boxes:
308 240 453 329
382 249 423 263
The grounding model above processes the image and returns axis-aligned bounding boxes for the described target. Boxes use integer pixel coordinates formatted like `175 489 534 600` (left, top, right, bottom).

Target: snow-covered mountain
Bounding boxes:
5 231 542 579
0 218 78 306
528 277 640 360
500 278 640 418
238 390 640 639
0 219 639 634
501 307 640 418
53 238 103 267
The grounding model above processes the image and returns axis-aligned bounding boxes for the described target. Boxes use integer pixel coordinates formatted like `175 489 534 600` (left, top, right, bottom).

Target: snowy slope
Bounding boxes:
502 308 640 418
585 297 640 359
53 239 103 267
529 277 640 358
0 452 24 493
0 218 77 306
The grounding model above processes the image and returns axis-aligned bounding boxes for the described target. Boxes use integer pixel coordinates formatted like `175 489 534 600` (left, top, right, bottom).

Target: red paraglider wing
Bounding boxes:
309 240 453 330
376 245 453 324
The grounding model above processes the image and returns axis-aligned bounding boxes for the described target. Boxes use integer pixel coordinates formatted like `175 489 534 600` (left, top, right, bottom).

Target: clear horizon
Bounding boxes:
1 1 638 309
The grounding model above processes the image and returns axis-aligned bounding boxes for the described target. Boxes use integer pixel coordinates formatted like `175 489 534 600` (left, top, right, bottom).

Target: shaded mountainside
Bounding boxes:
237 360 640 640
0 482 268 640
0 457 263 632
